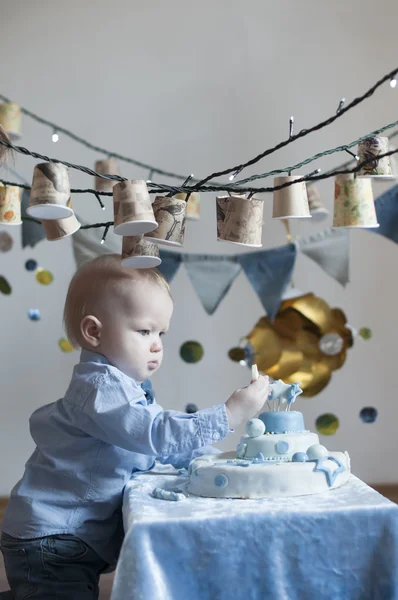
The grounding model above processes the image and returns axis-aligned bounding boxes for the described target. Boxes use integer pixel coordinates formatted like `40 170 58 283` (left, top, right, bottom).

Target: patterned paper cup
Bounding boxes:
145 196 186 247
306 184 329 222
333 174 378 228
273 176 311 219
41 213 81 241
121 235 161 268
27 163 73 219
217 194 264 247
95 158 121 192
0 102 22 140
113 180 157 236
175 192 200 220
0 184 22 225
357 136 392 179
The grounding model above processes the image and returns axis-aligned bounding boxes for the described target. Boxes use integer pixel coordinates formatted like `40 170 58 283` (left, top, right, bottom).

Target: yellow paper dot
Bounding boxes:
36 268 54 285
58 338 74 352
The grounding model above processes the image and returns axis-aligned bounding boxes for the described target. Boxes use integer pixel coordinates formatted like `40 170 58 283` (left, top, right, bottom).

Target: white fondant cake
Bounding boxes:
187 403 350 498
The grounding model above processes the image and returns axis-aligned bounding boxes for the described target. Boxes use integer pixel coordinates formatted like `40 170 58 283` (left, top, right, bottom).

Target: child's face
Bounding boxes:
98 280 173 382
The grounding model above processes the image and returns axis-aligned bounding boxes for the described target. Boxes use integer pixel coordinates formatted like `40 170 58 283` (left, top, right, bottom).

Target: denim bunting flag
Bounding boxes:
299 228 350 286
237 244 297 320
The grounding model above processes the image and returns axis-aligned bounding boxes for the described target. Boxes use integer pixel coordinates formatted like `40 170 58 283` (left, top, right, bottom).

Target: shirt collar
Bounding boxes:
79 349 154 401
80 349 111 365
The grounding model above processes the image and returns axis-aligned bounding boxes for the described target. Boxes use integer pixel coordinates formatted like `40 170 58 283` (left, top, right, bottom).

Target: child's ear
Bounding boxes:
80 315 102 348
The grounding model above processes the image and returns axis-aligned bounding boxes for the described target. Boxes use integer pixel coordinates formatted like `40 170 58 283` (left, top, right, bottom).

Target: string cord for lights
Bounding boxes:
8 146 398 237
191 66 398 189
1 65 397 187
1 117 398 198
233 118 398 186
0 94 191 182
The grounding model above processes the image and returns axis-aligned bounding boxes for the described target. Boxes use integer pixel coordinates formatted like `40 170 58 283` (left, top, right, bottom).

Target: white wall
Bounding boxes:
0 0 397 493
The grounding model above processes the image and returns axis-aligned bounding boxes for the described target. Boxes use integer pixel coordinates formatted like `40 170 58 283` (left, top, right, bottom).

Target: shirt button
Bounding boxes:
213 432 220 441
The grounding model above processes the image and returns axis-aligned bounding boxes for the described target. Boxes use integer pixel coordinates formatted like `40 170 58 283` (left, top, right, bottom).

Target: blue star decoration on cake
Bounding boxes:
309 456 345 487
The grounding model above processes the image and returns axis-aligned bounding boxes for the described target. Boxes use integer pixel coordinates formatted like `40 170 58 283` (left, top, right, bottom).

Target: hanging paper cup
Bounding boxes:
333 174 378 228
216 194 263 247
0 102 21 140
121 235 161 268
27 163 73 219
41 213 81 241
144 195 186 247
306 184 329 221
175 192 200 220
95 158 121 192
273 176 311 219
0 184 21 225
113 180 157 236
357 136 392 179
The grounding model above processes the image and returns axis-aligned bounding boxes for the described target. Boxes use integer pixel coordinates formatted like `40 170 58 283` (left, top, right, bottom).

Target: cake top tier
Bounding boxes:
258 411 306 434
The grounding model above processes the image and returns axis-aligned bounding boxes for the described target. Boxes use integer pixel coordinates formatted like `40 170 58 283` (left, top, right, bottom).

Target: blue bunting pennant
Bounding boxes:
237 244 297 320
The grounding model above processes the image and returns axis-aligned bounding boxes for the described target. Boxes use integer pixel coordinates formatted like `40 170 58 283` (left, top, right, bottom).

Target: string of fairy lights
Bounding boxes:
0 65 397 242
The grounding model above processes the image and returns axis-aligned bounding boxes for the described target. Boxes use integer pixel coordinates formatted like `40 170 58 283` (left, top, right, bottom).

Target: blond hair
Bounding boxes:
63 254 171 348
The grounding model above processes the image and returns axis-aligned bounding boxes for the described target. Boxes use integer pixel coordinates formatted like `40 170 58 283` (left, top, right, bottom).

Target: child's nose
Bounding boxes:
151 339 162 352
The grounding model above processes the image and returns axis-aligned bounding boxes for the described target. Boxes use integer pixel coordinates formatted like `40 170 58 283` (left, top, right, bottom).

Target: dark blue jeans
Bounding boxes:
0 531 109 599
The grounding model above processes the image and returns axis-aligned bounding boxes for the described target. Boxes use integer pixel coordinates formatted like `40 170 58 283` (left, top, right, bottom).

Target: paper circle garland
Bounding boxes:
28 309 40 321
58 338 74 352
359 327 372 340
185 403 199 414
180 341 204 364
25 259 38 271
360 407 378 423
0 276 11 295
0 231 13 252
35 268 53 285
315 413 339 435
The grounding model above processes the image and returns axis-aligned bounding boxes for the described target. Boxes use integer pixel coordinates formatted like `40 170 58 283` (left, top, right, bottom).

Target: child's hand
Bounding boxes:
225 375 270 430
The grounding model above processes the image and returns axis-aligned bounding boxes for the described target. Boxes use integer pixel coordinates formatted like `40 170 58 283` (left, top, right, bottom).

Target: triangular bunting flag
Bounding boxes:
158 249 182 282
299 228 350 286
183 255 241 315
237 244 297 320
370 185 398 243
71 217 121 269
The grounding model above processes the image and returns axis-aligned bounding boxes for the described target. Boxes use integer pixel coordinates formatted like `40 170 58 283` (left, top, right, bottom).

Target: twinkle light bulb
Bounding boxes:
390 77 397 89
52 131 59 143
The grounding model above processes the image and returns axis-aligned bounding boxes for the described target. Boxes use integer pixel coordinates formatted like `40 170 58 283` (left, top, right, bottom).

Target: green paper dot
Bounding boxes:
58 338 74 353
316 413 339 436
0 276 11 295
180 341 204 364
359 327 372 340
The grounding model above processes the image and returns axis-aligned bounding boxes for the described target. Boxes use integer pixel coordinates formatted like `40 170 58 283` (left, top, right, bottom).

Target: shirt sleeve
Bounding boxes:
157 445 223 470
75 372 230 456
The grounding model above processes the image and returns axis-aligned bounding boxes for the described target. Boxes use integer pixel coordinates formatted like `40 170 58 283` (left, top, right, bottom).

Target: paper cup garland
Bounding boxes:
273 176 311 219
175 192 200 220
113 180 157 236
41 214 81 241
333 173 379 228
144 195 186 247
121 235 161 268
27 163 73 219
0 184 22 225
216 194 264 247
95 158 121 192
0 102 21 139
357 136 393 179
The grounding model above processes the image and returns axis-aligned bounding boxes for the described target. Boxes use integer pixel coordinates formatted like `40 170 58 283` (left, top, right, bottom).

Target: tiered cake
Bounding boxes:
187 374 350 499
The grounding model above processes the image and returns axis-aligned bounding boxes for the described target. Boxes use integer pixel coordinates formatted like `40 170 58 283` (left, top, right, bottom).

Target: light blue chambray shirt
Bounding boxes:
2 350 229 567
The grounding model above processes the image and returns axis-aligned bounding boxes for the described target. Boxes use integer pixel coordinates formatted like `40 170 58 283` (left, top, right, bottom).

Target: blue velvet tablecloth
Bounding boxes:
110 466 398 600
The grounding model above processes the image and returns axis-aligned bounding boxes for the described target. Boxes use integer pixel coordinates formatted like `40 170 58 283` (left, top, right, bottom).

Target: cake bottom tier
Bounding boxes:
187 451 350 498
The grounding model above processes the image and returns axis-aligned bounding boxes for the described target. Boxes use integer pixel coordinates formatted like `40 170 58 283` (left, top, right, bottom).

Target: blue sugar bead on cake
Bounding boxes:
292 452 309 462
258 410 305 434
307 444 328 460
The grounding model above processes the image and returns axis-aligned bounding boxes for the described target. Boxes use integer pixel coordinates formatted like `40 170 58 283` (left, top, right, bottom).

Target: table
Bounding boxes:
110 465 398 600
